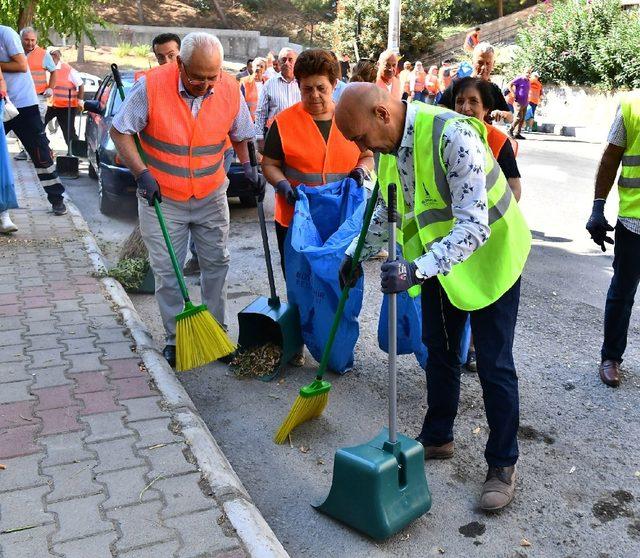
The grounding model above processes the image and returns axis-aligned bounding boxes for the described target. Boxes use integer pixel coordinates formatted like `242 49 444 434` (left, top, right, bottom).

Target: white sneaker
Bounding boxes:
0 211 18 233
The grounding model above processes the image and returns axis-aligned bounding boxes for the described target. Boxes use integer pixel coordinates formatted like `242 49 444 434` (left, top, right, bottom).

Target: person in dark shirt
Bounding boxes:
439 42 513 125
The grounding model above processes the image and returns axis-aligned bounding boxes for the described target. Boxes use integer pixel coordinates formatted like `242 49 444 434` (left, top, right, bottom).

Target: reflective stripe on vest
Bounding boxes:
618 95 640 217
52 63 78 108
377 104 531 310
27 47 47 94
140 63 239 201
275 101 361 226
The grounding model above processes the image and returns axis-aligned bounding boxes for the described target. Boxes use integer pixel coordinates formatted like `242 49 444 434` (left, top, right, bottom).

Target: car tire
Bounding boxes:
239 195 257 208
88 160 98 179
98 171 118 215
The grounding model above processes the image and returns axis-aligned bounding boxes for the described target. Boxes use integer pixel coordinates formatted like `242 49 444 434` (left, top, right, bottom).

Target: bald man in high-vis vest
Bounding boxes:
336 83 531 513
110 32 265 368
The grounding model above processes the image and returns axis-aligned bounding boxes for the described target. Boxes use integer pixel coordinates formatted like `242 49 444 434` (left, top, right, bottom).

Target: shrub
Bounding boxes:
114 42 134 57
509 0 640 89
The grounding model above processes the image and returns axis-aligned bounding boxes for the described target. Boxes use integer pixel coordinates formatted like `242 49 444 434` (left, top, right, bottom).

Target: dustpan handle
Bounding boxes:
248 142 279 304
387 183 398 444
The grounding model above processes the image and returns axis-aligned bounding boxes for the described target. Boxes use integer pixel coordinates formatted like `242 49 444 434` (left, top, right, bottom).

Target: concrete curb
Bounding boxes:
536 122 607 142
65 201 289 558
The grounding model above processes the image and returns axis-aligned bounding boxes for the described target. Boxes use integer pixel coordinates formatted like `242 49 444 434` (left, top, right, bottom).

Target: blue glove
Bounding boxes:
136 169 161 206
348 167 367 187
242 162 267 202
380 257 423 293
275 179 298 206
586 199 614 252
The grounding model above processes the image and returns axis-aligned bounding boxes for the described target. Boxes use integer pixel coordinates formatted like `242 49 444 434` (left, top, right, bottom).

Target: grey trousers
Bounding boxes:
139 185 230 345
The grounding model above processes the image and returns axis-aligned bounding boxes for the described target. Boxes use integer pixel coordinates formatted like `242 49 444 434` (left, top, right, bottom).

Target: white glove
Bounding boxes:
43 88 53 98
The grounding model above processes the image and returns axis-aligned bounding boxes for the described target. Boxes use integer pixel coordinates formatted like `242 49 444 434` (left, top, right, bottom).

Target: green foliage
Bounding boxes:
446 0 534 24
0 0 105 44
509 0 640 89
330 0 452 60
105 258 149 291
115 42 134 57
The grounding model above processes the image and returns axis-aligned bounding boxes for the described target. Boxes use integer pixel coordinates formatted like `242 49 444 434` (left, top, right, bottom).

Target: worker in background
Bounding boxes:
464 27 481 53
409 60 427 103
399 61 412 99
1 25 67 216
439 43 513 125
438 60 452 93
350 58 377 84
110 32 265 368
240 56 266 121
425 65 439 104
152 33 181 65
331 51 347 102
508 67 532 140
236 58 253 80
261 50 374 366
376 49 402 100
339 53 350 82
263 52 277 80
254 47 300 152
526 71 543 132
586 95 640 388
0 65 19 234
14 27 56 161
44 49 84 150
336 83 530 512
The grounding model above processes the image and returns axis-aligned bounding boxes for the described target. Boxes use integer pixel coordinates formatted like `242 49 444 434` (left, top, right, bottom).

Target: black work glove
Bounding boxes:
136 169 161 206
586 199 614 252
242 162 267 202
275 179 298 206
380 257 424 294
338 255 363 290
348 167 367 187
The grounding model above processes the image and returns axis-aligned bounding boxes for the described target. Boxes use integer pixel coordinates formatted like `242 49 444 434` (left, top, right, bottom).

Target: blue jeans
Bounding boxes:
601 221 640 363
419 277 521 467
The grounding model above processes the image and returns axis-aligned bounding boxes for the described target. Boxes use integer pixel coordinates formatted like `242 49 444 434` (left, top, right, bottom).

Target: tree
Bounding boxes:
0 0 105 44
330 0 452 60
291 0 333 45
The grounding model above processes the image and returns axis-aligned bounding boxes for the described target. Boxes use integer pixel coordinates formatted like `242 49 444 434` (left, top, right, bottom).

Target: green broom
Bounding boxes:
110 64 235 371
274 181 380 444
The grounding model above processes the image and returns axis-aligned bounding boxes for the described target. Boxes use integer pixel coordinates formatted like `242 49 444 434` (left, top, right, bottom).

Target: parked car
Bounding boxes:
84 71 257 215
78 72 101 100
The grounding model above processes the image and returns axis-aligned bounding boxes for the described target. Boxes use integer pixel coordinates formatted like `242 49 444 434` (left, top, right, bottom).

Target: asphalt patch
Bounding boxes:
458 521 486 538
518 424 556 445
592 491 635 523
627 520 640 539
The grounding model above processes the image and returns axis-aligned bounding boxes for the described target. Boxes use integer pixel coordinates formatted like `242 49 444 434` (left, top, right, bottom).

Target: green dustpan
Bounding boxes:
237 143 303 381
314 182 431 540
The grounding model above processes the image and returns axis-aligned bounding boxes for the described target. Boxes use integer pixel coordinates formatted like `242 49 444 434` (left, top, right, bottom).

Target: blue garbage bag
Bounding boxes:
0 100 19 213
525 104 534 121
285 178 366 374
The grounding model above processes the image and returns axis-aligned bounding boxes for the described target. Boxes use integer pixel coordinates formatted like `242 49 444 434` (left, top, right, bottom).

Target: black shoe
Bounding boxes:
52 201 67 216
183 256 200 276
515 134 526 140
163 345 176 367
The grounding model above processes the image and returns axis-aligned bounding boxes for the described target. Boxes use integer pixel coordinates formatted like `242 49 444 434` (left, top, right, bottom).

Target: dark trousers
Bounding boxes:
602 222 640 363
419 277 521 467
4 104 64 205
275 222 288 276
44 107 78 148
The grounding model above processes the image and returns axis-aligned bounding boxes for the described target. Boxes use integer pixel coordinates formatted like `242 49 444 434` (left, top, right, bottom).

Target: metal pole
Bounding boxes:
387 0 401 53
387 183 398 444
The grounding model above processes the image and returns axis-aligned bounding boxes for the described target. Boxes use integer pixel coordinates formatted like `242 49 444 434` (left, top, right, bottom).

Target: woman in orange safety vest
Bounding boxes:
410 61 428 103
240 57 266 121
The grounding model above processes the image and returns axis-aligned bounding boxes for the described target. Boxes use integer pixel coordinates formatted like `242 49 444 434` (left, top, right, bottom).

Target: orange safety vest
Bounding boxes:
52 63 79 108
413 70 427 92
27 46 48 94
140 63 240 202
528 79 542 105
134 69 149 81
425 73 439 95
241 75 258 121
376 76 403 100
438 67 451 92
399 69 412 94
275 102 361 226
485 122 518 159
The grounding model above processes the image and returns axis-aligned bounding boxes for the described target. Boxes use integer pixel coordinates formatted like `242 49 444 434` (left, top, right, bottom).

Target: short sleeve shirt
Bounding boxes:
439 80 509 115
0 25 37 108
42 51 56 72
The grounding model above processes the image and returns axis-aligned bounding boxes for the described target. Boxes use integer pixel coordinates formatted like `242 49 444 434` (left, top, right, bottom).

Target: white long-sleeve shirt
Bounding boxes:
347 102 490 279
253 73 300 139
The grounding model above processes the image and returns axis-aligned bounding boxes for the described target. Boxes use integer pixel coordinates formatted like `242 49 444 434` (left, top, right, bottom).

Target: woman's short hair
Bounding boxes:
349 58 377 83
452 76 495 112
294 49 340 84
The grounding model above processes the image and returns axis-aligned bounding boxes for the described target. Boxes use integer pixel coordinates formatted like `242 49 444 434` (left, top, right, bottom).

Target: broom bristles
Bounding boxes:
176 308 235 372
274 392 329 444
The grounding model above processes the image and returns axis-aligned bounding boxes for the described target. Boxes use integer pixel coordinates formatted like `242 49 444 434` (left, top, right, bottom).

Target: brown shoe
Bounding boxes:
599 359 621 387
480 465 516 512
416 438 455 460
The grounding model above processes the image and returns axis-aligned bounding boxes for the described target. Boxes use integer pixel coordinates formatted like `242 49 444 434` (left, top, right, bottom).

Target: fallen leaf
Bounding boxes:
316 458 325 465
0 463 6 470
473 426 481 434
217 515 225 525
520 538 532 547
437 548 445 554
299 446 310 454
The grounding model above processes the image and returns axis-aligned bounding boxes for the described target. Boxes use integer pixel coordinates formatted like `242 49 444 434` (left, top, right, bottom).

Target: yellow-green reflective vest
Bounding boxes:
619 95 640 218
377 103 531 311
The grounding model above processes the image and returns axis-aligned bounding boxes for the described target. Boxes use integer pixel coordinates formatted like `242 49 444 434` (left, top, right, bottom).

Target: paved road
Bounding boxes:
62 133 640 557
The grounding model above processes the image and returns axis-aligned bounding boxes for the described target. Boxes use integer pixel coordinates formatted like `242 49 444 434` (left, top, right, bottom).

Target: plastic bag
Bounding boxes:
285 178 366 374
0 100 18 213
2 98 18 122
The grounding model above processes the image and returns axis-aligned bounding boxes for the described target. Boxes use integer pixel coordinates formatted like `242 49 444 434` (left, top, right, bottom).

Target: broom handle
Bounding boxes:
248 141 278 303
387 183 398 445
111 63 191 304
316 180 380 380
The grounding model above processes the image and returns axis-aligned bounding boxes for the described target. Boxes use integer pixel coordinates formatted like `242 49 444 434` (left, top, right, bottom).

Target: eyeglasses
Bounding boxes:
182 64 218 87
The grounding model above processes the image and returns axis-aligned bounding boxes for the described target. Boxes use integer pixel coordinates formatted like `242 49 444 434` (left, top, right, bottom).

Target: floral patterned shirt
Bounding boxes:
347 101 490 278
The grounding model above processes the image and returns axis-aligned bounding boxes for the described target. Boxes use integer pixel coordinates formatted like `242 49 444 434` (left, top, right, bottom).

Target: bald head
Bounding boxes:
335 83 406 154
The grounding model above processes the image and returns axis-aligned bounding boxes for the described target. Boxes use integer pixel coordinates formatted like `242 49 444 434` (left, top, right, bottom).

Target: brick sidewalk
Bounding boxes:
0 161 248 557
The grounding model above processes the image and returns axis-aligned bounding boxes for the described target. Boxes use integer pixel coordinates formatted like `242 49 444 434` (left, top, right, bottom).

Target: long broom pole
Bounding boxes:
387 183 397 444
